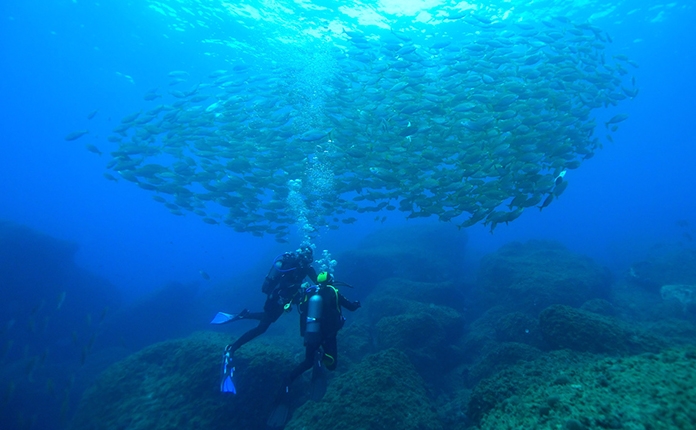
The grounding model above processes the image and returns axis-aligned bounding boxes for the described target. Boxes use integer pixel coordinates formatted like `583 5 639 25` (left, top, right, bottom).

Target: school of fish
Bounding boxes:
82 16 637 240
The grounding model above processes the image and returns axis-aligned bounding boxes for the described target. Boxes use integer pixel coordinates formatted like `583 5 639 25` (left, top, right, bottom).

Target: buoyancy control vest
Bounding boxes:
262 253 304 295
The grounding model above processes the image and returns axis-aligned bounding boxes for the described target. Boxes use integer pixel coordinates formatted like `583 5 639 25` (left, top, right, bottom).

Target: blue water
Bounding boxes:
0 0 695 428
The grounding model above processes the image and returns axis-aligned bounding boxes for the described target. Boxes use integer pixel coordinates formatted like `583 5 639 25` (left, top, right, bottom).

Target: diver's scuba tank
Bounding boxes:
305 293 323 344
262 255 290 294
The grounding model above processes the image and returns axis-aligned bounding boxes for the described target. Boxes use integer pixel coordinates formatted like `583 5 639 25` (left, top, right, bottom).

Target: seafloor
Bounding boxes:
2 222 695 430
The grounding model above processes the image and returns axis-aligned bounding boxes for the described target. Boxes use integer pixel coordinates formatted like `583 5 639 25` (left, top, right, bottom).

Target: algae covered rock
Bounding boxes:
493 311 544 347
375 303 463 350
539 304 665 355
371 277 467 311
456 306 511 364
660 284 696 315
285 349 442 430
626 245 696 291
579 298 616 316
466 342 542 386
70 332 299 430
373 301 465 379
466 350 596 425
479 346 696 429
337 224 467 295
477 240 611 314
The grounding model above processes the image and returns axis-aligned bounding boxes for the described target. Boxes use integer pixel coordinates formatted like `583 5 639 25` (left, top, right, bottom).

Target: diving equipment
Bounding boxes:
220 350 236 394
305 293 323 344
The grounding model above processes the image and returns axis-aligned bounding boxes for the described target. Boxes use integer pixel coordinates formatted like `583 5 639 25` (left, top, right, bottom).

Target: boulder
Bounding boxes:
466 342 542 386
337 224 467 295
286 349 442 430
579 298 616 316
371 300 465 381
70 332 300 430
477 240 612 315
626 244 696 291
493 311 544 348
466 350 594 424
539 305 665 355
480 346 696 429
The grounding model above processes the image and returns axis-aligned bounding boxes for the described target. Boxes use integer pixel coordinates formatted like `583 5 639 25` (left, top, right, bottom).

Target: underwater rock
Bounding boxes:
477 240 612 315
539 305 665 355
479 346 696 429
660 284 696 314
374 301 463 351
98 281 199 352
493 311 544 347
466 350 595 425
642 318 696 345
456 306 519 367
337 224 467 295
285 349 442 430
0 222 122 430
579 298 616 316
70 332 300 430
466 342 542 386
626 245 696 291
371 300 465 380
0 221 122 344
371 277 467 311
334 319 374 368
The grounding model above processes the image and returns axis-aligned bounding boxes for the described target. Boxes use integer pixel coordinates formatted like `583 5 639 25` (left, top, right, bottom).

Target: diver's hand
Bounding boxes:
225 344 233 353
354 300 361 309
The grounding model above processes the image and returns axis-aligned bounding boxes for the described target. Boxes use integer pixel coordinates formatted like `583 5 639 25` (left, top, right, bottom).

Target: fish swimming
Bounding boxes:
605 113 629 128
64 130 89 141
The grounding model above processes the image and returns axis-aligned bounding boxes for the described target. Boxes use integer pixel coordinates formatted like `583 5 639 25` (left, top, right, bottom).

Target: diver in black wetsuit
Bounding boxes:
286 271 360 384
266 271 361 427
226 246 318 355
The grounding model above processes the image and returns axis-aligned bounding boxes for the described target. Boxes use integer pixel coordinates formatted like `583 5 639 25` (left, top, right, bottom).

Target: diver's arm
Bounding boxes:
339 293 361 311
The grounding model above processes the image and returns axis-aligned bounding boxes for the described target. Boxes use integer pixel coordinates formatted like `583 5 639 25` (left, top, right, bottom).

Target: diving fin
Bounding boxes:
310 350 327 402
210 312 237 324
266 388 290 430
220 351 236 394
210 309 251 325
210 312 242 324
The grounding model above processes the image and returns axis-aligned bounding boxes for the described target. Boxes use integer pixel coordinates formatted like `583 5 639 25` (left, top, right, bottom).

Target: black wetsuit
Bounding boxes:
285 284 360 384
228 254 318 354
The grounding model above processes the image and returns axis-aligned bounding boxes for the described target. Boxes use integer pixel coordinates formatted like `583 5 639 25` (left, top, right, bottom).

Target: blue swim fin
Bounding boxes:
220 351 236 394
210 309 250 325
210 312 236 324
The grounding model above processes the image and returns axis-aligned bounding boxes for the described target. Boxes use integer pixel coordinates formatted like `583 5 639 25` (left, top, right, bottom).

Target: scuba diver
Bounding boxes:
223 246 318 356
212 246 317 395
266 271 360 429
